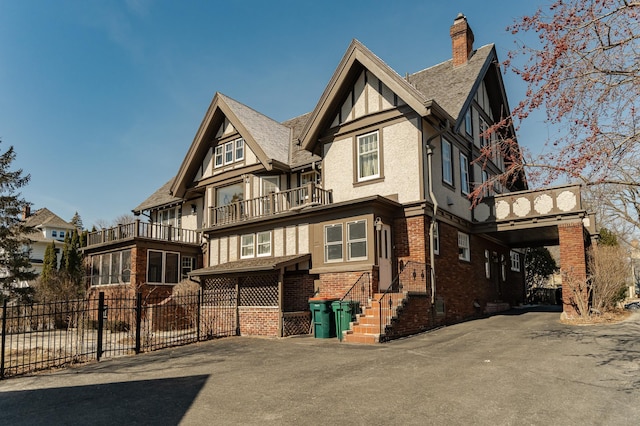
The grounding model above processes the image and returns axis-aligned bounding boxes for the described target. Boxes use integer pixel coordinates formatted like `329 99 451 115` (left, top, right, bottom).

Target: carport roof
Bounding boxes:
189 254 311 276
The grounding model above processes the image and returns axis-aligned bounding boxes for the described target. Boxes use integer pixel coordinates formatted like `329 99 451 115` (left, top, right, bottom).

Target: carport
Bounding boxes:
474 184 598 318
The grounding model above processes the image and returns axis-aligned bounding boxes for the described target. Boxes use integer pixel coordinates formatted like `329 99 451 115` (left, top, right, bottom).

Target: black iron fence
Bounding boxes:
1 290 237 379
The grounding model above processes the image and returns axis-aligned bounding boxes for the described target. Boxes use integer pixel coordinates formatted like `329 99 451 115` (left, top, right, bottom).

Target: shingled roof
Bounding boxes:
133 178 181 214
408 43 495 123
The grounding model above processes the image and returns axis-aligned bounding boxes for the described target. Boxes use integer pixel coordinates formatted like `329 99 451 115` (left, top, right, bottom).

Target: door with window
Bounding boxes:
378 224 393 291
261 176 280 215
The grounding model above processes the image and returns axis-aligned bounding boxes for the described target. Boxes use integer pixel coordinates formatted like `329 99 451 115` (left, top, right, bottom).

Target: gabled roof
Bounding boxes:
133 178 181 214
171 93 292 198
300 39 440 151
24 208 74 230
407 43 498 131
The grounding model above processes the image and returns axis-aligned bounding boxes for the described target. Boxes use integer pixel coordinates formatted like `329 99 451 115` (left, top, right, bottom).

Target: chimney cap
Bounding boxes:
455 12 465 20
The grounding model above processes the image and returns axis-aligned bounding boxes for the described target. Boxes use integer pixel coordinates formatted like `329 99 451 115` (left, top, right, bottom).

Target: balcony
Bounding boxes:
86 220 201 247
209 183 332 227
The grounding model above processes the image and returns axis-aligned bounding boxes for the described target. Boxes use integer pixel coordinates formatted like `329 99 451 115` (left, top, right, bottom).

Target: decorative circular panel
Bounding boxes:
513 197 531 217
496 200 510 220
556 191 577 212
474 203 490 222
534 194 553 215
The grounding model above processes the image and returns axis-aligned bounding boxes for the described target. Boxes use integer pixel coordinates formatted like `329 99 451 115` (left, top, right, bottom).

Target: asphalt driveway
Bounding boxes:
1 306 639 425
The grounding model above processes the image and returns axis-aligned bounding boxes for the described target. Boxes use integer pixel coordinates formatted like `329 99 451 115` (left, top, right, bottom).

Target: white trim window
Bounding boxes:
484 250 491 278
147 250 180 284
460 153 470 195
510 251 521 272
241 234 255 259
357 131 380 181
442 138 453 185
257 231 271 257
479 118 489 148
182 256 196 279
214 145 224 168
91 250 131 286
432 222 440 255
214 138 245 168
458 232 470 262
347 220 367 260
324 224 343 262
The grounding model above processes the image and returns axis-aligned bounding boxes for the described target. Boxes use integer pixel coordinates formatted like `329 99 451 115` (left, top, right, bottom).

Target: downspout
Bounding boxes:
425 118 449 305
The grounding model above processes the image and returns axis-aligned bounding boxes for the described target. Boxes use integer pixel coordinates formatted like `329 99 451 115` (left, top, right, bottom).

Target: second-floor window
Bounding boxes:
214 138 245 168
460 153 470 195
458 232 470 262
442 138 453 185
241 231 272 258
357 131 380 181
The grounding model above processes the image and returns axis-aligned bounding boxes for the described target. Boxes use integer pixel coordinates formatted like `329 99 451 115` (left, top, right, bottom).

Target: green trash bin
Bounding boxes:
332 300 360 341
309 298 338 338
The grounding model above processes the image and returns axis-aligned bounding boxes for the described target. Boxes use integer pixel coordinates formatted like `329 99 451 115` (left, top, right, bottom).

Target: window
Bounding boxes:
431 222 439 255
357 131 380 181
217 183 244 207
51 230 57 238
182 256 196 279
214 145 224 167
257 231 271 257
501 254 507 281
241 234 254 258
147 250 180 284
347 220 367 260
235 138 244 161
214 138 245 168
90 250 131 286
458 232 470 261
460 153 470 195
442 138 453 185
325 224 343 262
510 251 521 272
479 118 489 148
485 250 491 278
465 108 472 136
300 171 317 185
59 231 65 239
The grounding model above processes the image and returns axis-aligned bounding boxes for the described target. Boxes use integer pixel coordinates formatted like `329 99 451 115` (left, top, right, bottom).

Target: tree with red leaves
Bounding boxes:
474 0 640 240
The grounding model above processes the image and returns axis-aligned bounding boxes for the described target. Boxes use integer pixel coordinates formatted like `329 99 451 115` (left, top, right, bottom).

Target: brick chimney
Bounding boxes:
450 13 474 67
22 205 31 220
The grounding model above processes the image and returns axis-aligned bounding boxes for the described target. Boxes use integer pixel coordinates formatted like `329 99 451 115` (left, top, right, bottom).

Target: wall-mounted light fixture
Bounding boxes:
375 217 383 232
191 204 197 214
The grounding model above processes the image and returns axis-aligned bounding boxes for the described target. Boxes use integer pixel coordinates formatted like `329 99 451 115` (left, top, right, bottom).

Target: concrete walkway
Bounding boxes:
1 306 639 425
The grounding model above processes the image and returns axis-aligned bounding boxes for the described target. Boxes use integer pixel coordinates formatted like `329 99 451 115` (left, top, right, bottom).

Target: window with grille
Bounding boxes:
357 131 380 181
510 251 521 272
458 232 470 262
347 220 367 260
325 224 343 262
442 138 453 185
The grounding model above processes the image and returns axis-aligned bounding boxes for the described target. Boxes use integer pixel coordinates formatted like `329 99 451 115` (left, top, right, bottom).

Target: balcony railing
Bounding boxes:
209 183 332 227
86 220 201 247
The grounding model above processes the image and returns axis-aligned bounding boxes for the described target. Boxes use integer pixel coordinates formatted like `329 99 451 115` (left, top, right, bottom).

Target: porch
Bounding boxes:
86 220 202 247
209 183 332 227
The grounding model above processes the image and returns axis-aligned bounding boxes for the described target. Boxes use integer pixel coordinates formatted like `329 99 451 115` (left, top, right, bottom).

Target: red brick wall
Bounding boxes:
283 273 316 312
394 215 428 265
383 294 433 340
558 222 588 317
238 307 280 336
317 269 374 299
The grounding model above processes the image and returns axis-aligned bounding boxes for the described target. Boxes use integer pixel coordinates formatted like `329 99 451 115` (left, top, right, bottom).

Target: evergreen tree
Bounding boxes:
0 140 36 303
599 228 618 247
70 211 83 231
41 240 58 284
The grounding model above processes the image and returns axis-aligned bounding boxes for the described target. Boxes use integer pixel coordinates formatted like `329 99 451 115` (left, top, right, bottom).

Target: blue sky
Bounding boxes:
1 0 543 229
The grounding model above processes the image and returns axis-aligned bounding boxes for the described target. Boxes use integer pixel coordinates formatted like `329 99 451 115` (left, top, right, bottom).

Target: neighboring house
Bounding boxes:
20 206 76 285
83 15 596 341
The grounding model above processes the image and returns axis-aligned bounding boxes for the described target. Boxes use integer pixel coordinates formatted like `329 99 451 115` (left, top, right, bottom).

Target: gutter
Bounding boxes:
425 117 449 305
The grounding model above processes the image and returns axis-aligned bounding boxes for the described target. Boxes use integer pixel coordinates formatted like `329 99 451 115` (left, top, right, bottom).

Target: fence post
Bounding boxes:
1 300 7 379
196 290 202 341
97 292 105 361
135 293 142 354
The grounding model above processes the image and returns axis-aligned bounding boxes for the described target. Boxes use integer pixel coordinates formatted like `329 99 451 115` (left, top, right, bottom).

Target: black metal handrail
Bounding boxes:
378 261 430 337
340 272 371 315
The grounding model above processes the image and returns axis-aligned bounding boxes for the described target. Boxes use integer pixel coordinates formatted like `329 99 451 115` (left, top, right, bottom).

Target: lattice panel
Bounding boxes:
239 274 278 306
202 276 237 306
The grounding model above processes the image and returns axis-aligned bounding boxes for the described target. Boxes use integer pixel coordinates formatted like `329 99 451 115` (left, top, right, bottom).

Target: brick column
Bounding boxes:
558 222 588 318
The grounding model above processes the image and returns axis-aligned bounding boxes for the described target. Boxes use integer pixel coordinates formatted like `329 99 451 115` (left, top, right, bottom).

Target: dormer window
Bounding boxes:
214 138 245 169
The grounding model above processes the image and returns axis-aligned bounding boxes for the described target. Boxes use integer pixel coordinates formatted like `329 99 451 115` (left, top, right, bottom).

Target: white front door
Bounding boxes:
378 224 393 291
